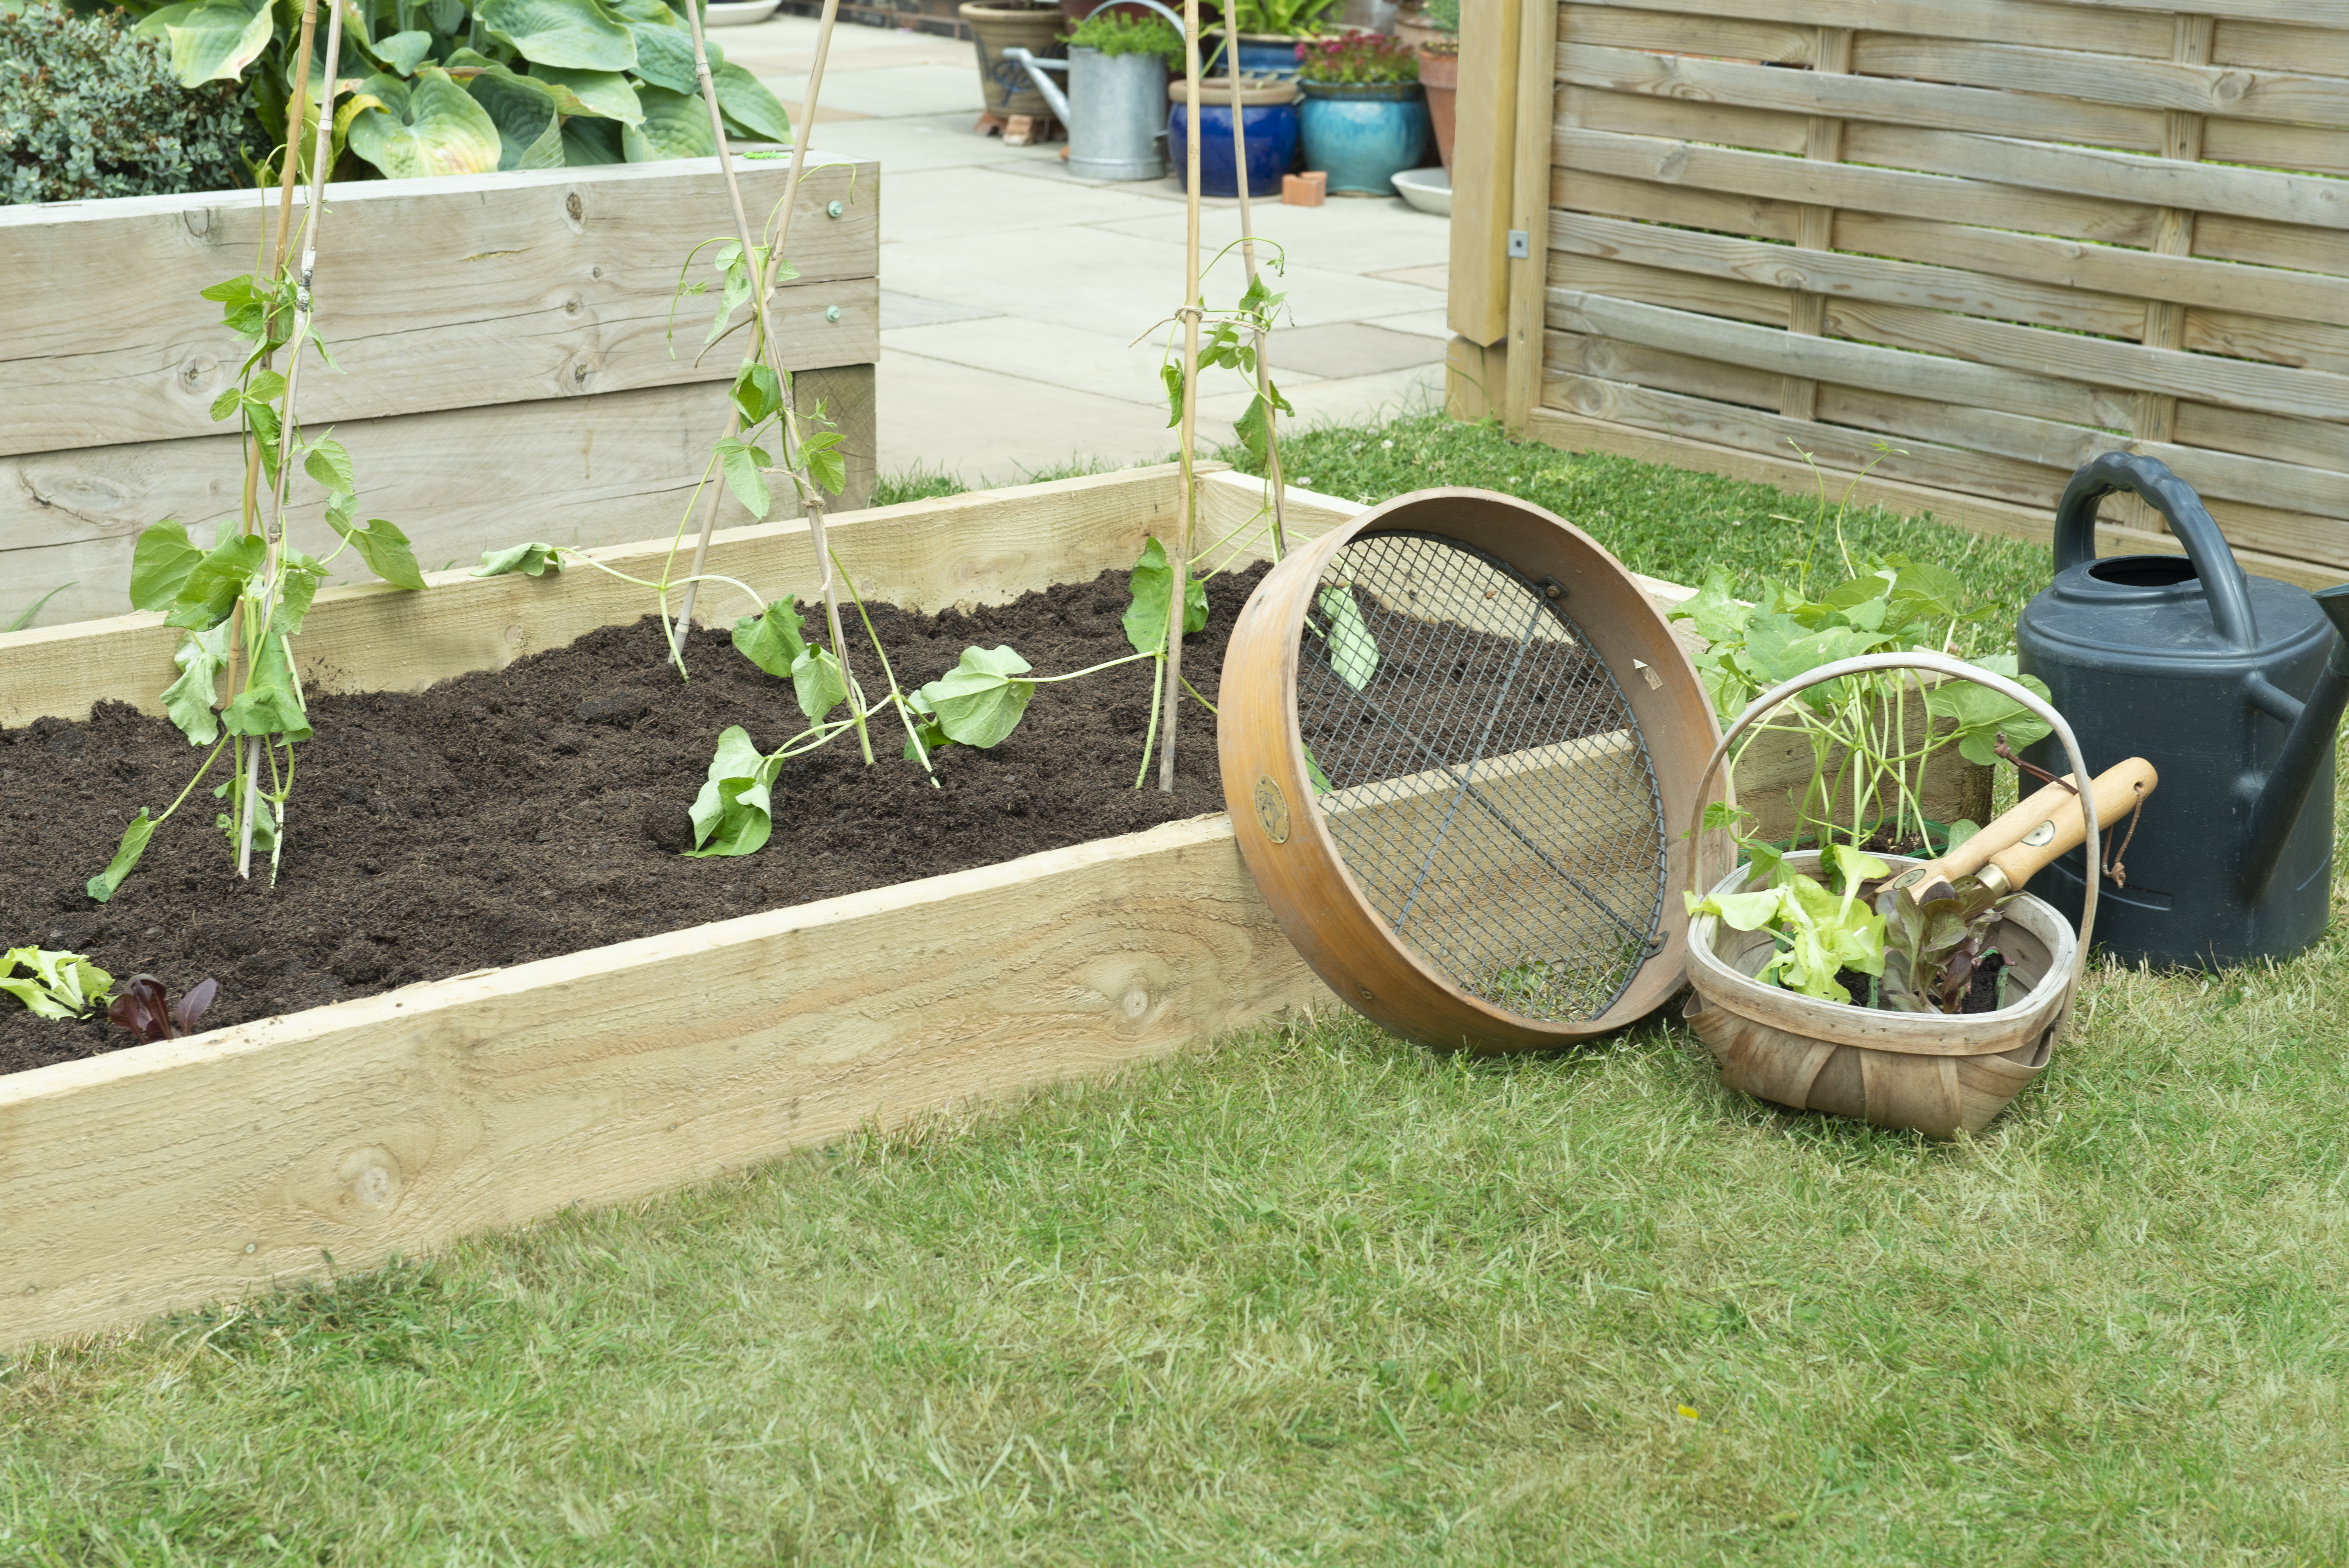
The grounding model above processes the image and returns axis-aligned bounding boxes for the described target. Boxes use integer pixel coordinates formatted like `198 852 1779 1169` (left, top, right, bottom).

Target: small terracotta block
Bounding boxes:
1283 171 1327 207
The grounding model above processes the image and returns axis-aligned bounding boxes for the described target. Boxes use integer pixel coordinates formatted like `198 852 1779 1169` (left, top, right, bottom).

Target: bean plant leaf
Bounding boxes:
130 521 209 613
86 811 158 904
528 63 646 122
164 530 266 630
917 645 1034 749
303 437 355 496
1925 654 2054 766
475 542 564 577
222 628 311 743
345 67 502 178
1160 363 1183 428
1121 536 1207 657
140 0 273 88
686 725 775 858
712 61 791 142
1314 585 1379 690
902 690 951 762
275 551 332 636
713 436 771 520
799 430 847 498
475 0 638 71
731 596 808 680
326 501 429 592
1231 383 1295 467
623 84 716 162
730 362 781 428
791 646 848 724
160 619 233 745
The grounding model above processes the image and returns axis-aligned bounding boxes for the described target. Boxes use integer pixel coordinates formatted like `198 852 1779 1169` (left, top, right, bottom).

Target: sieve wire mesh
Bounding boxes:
1294 531 1667 1022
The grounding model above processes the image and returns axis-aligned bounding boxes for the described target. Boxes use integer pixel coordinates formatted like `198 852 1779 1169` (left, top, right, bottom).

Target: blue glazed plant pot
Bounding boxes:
1165 87 1302 200
1202 32 1320 78
1298 80 1429 197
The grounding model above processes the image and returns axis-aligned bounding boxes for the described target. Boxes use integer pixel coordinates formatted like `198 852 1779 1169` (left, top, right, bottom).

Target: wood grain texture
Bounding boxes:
0 154 879 459
2215 19 2349 79
1551 167 1805 244
1447 0 1521 346
1558 4 1816 65
0 464 1194 728
1502 0 1558 432
1521 405 2346 592
0 813 1335 1349
1848 36 2349 129
1567 0 2172 57
0 366 878 630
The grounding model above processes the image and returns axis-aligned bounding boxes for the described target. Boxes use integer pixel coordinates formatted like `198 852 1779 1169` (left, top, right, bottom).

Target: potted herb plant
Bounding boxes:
1207 0 1342 78
1293 31 1423 197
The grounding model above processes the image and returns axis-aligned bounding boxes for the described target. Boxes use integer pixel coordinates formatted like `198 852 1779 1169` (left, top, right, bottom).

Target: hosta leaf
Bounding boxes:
528 63 644 122
461 61 567 169
623 84 715 161
160 619 233 746
345 68 502 178
148 0 272 88
731 596 808 680
1315 585 1378 690
130 520 208 612
475 0 637 72
373 27 434 73
917 645 1033 750
1121 536 1207 657
712 61 790 142
686 725 774 857
626 20 703 94
791 646 848 724
561 115 627 163
474 541 564 576
86 812 158 904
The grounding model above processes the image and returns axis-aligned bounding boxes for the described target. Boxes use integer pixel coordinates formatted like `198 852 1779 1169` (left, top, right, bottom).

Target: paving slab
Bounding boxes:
1263 321 1443 381
884 314 1321 409
879 350 1230 480
879 290 999 330
879 165 1170 244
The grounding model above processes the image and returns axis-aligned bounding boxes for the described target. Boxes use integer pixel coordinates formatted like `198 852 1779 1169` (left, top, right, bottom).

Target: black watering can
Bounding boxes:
2017 452 2349 967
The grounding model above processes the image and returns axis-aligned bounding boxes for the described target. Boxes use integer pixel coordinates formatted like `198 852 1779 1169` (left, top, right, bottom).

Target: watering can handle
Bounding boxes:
1685 651 2098 993
1086 0 1186 26
2053 451 2258 651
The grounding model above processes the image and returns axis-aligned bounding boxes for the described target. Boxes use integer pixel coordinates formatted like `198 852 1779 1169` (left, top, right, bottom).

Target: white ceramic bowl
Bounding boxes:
705 0 782 25
1390 166 1450 216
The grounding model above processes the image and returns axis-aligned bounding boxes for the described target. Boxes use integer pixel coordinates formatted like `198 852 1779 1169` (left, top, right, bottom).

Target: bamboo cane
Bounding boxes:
1223 43 1285 561
1160 0 1205 793
236 0 345 880
674 0 873 763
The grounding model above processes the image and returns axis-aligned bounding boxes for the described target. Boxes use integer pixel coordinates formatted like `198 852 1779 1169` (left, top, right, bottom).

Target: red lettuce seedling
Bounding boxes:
106 975 219 1044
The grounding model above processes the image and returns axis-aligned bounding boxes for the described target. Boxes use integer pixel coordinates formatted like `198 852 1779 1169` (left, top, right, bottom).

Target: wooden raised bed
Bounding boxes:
0 153 879 630
0 466 1981 1349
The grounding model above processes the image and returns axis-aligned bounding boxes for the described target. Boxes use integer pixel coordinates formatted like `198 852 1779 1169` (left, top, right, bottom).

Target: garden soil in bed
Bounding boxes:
0 566 1271 1073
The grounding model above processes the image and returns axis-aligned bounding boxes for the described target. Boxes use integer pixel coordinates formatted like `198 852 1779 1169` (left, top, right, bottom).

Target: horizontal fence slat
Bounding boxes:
2193 215 2349 281
1849 36 2349 129
2173 403 2349 479
1831 212 2349 328
0 156 879 460
2215 19 2349 79
1545 287 2133 431
1568 0 2172 56
1558 2 1814 63
2202 121 2349 183
1838 123 2349 231
1559 84 1807 155
1546 253 1789 327
1551 210 2147 339
2186 310 2349 381
1821 297 2349 424
1544 373 2072 510
2065 0 2336 27
1545 328 1785 411
1551 167 1805 243
1559 43 2161 150
1554 126 2159 248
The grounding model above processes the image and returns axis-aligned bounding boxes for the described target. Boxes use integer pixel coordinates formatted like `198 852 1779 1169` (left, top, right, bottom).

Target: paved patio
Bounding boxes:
721 14 1451 484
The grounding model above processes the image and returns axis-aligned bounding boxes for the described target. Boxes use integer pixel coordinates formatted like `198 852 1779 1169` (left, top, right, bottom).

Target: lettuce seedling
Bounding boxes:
104 975 218 1044
1688 841 1890 1004
0 947 112 1020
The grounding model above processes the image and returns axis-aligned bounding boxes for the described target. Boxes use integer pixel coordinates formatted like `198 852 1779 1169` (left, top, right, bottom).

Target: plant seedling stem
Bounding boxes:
1160 0 1204 795
676 0 869 765
237 0 344 880
1223 35 1284 561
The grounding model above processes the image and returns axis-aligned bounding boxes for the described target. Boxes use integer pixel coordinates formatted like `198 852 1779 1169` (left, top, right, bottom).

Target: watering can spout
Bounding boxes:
2240 584 2349 902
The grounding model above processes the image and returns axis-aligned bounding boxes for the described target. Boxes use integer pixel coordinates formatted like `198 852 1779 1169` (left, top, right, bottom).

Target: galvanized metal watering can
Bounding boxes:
1006 0 1182 182
2017 452 2349 967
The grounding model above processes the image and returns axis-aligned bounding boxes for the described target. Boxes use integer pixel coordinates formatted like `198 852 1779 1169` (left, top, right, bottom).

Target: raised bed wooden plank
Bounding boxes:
0 366 879 631
0 154 879 460
0 814 1335 1350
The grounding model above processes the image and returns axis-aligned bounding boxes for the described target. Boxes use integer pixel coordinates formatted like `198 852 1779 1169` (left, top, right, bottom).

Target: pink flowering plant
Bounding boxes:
1293 32 1418 84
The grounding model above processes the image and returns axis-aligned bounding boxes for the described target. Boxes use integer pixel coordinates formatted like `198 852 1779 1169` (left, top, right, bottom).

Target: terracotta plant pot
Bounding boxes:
960 1 1067 119
1416 41 1455 172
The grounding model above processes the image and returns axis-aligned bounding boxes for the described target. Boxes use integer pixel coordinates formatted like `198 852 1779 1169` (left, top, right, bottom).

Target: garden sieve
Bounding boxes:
1219 489 1726 1052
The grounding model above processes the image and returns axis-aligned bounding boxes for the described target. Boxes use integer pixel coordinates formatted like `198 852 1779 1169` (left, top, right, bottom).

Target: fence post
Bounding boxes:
1444 0 1521 421
1500 0 1556 435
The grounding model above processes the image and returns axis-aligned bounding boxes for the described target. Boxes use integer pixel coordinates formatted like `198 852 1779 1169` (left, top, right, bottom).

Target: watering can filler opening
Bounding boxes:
2017 452 2349 969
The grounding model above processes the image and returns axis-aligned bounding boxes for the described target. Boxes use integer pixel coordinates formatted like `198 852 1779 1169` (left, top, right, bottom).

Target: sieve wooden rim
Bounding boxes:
1684 650 2098 987
1216 488 1726 1053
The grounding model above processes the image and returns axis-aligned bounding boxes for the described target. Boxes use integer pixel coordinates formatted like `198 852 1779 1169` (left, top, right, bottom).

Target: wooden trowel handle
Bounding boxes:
1984 757 2159 890
1942 773 2091 882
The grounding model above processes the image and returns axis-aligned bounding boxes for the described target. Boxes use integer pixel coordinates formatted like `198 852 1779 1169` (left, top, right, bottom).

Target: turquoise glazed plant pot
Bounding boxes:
1298 81 1429 196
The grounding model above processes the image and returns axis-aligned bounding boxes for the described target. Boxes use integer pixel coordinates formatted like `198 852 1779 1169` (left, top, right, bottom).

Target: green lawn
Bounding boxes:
6 421 2347 1565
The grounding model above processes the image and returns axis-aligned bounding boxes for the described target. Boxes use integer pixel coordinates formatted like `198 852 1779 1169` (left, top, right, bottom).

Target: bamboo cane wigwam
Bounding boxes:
1682 653 2099 1139
1217 488 1725 1052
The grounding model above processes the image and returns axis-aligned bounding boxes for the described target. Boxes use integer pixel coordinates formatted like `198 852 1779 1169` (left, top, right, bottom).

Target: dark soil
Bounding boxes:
1835 951 2009 1014
0 565 1265 1075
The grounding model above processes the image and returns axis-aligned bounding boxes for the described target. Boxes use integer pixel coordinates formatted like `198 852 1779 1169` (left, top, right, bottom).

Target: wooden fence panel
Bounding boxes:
1505 0 2349 583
